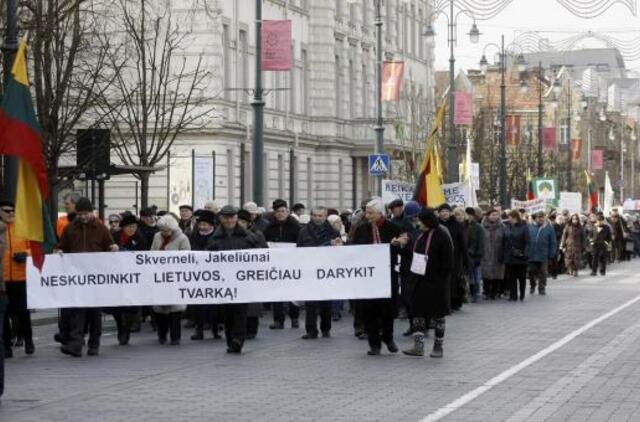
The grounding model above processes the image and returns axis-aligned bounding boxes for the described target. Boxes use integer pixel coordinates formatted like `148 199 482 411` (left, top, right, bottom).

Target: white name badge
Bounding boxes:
410 252 428 275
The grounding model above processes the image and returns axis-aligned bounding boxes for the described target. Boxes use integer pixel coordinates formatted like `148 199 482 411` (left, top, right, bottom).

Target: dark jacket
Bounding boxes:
466 220 486 265
208 225 265 252
189 230 215 251
58 218 115 253
139 223 159 250
263 215 301 243
409 226 454 318
528 223 557 263
481 219 506 280
440 217 470 275
590 223 612 251
297 220 338 247
504 221 530 266
113 229 147 252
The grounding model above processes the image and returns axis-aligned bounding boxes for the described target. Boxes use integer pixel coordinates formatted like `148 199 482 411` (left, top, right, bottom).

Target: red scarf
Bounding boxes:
372 217 384 244
119 231 131 247
160 234 172 250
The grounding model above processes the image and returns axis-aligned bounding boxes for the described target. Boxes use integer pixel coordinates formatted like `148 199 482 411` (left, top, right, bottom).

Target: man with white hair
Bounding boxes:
204 200 219 213
351 197 408 356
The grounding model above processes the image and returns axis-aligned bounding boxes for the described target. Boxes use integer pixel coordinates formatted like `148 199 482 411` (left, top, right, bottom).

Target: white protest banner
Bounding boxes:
442 182 471 208
511 198 545 214
26 245 390 309
382 179 414 205
559 192 582 214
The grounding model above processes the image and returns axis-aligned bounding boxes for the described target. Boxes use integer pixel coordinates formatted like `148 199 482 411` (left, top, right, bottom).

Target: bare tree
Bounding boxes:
97 0 214 208
392 87 431 182
9 0 115 218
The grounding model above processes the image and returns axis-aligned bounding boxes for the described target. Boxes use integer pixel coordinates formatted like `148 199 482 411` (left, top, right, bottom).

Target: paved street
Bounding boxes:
3 261 640 422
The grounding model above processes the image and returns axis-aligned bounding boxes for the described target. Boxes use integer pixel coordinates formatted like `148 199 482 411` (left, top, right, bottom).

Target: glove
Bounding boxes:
13 252 27 263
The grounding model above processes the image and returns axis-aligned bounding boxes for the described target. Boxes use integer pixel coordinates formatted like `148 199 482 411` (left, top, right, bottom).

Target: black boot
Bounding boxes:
430 339 443 358
191 326 204 341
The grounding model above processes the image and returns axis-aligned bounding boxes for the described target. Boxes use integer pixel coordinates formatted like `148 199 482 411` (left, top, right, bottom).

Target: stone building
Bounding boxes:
91 0 435 214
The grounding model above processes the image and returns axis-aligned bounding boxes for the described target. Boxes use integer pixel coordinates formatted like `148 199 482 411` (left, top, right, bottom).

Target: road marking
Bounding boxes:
421 293 640 422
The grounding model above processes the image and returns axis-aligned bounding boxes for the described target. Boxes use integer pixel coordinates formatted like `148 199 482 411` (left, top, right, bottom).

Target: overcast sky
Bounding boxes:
432 0 640 74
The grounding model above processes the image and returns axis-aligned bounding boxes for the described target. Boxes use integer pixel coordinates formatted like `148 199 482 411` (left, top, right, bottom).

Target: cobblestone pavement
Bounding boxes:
3 261 640 422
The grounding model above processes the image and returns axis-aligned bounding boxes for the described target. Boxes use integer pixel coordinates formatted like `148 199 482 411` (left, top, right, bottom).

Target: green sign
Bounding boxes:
533 177 558 208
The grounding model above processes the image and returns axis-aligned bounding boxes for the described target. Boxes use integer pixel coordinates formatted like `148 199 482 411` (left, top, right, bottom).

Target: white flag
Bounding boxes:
604 171 614 215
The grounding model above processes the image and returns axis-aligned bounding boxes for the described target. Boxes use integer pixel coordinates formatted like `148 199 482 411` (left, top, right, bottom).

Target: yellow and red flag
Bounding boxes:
413 103 446 207
0 39 56 270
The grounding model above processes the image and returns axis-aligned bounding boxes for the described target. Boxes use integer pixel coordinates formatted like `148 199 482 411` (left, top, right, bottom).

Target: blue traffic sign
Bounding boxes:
368 154 390 176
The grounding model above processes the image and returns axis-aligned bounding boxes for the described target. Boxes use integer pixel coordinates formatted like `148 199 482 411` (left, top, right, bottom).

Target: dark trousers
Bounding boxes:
3 283 32 345
224 304 248 349
592 249 607 274
483 279 504 299
58 307 73 343
68 308 102 351
112 307 137 343
363 298 395 349
272 302 299 324
192 304 222 334
506 265 527 300
305 301 332 335
528 262 548 293
0 301 5 398
246 316 259 336
155 312 182 342
351 300 365 334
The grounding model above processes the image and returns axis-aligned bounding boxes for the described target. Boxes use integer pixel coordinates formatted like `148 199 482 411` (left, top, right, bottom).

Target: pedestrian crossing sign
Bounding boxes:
369 154 389 176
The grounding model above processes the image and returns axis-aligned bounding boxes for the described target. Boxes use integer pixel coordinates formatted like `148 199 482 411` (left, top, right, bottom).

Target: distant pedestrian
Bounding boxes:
590 213 612 276
560 214 584 277
528 212 557 296
481 209 506 300
504 210 530 302
465 207 485 302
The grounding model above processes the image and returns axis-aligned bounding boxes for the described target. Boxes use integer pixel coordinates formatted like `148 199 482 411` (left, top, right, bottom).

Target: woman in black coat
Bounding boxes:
504 210 530 301
403 208 454 358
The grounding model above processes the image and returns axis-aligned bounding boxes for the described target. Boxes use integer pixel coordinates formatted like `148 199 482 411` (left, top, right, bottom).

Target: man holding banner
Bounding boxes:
56 198 118 357
208 205 265 354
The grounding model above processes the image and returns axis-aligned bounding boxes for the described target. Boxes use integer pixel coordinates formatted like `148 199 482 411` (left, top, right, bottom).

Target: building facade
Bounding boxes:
92 0 435 214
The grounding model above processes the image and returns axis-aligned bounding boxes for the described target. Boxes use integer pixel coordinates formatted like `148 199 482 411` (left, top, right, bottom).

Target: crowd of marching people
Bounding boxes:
1 191 639 398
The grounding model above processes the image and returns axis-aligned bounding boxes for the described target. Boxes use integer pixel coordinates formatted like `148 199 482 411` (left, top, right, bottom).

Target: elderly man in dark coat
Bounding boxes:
402 208 453 358
351 197 408 356
208 206 265 354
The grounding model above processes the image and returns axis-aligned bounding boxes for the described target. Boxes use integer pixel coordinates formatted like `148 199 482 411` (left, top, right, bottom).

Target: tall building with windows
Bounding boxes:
101 0 435 213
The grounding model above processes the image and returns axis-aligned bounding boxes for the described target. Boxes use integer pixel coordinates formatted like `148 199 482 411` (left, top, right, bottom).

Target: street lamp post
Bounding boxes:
424 1 480 183
374 0 384 197
251 0 265 207
566 80 572 191
537 61 544 177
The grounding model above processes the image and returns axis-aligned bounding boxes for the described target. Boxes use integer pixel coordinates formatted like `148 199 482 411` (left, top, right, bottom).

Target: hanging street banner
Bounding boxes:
381 61 404 102
442 182 473 208
382 180 414 205
193 155 215 210
591 149 604 170
511 198 546 214
261 20 292 71
454 92 473 125
26 245 391 309
505 115 522 146
570 138 583 160
543 128 557 151
168 153 192 214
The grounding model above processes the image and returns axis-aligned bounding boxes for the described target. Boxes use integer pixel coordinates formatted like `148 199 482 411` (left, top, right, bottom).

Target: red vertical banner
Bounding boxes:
381 61 405 102
591 149 604 170
262 20 292 71
543 127 557 151
454 92 473 125
505 115 521 145
570 138 583 160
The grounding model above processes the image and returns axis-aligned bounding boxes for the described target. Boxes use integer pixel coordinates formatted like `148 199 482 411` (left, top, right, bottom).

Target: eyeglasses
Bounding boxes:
109 220 120 224
1 208 15 213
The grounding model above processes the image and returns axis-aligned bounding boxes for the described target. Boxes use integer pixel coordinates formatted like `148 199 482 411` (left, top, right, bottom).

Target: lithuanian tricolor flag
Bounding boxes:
413 102 446 207
0 39 55 270
585 170 598 212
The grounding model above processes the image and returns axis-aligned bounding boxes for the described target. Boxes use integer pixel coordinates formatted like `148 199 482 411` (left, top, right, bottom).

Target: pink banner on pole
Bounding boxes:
454 92 473 125
261 20 292 71
505 115 522 145
381 61 405 102
591 149 604 170
543 128 557 151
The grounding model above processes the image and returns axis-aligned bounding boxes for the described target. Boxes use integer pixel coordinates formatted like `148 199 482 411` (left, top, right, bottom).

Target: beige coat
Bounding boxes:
151 230 190 314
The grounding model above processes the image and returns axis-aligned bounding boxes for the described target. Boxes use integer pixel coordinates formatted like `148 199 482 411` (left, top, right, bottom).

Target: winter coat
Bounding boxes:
504 221 530 266
2 223 30 282
112 229 147 252
0 220 6 299
439 217 469 305
297 220 338 247
481 219 506 280
263 215 301 244
58 217 115 253
466 220 486 265
560 224 584 268
527 223 557 263
409 226 454 319
208 225 267 252
139 223 159 250
189 230 215 251
151 230 190 314
589 223 612 251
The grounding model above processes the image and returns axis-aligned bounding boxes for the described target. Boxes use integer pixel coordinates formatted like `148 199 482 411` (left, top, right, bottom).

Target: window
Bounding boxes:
302 49 309 115
335 54 341 118
239 29 248 104
307 157 313 207
338 159 344 208
362 1 369 31
222 24 231 100
418 8 424 59
278 154 285 199
336 0 343 19
403 5 408 53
